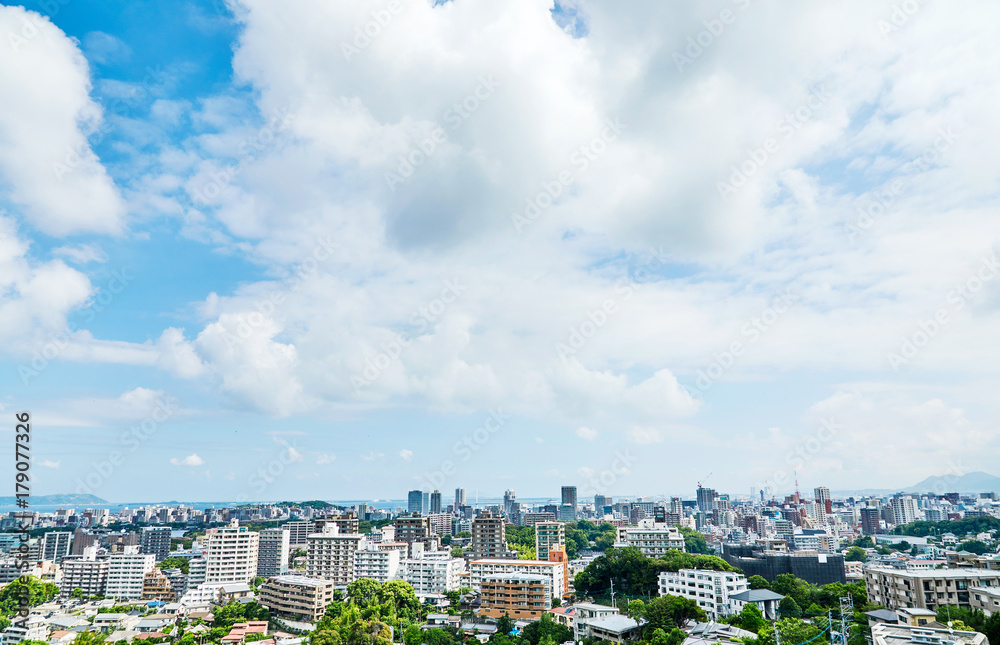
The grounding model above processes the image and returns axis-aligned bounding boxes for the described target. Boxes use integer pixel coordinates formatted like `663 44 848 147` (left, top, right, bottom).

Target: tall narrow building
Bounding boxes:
204 520 260 584
560 486 577 520
430 491 442 514
258 528 291 578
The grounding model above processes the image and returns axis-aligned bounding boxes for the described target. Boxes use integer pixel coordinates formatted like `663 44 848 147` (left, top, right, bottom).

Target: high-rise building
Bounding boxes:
535 522 565 561
305 525 363 585
204 520 260 584
472 511 513 559
257 528 291 578
455 488 466 510
861 506 881 535
697 487 717 515
396 514 432 544
670 497 683 516
59 546 108 598
561 487 577 519
423 492 430 515
503 490 517 518
141 526 171 562
814 487 833 514
106 546 155 600
594 495 611 512
430 491 442 514
890 495 918 526
42 531 72 563
408 490 424 515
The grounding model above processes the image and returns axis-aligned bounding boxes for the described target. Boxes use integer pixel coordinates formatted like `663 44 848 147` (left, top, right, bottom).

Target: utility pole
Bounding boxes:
610 579 616 610
773 623 781 645
839 595 854 645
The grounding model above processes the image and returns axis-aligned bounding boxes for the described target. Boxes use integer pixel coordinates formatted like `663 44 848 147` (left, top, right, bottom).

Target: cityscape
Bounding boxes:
3 2 1000 645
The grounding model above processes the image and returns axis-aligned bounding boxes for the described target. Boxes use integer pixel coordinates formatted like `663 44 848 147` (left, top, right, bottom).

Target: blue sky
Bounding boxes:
2 0 999 503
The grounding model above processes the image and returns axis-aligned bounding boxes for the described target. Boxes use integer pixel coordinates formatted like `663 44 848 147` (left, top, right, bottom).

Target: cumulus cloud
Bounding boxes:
170 454 205 466
398 449 413 461
577 426 598 441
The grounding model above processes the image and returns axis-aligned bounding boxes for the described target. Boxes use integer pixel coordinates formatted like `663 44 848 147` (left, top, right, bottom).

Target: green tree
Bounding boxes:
957 541 991 555
778 596 802 618
645 595 706 633
852 536 875 549
736 602 766 633
747 575 771 590
677 526 711 554
73 633 108 645
497 613 514 636
756 619 821 645
771 574 812 608
160 557 190 573
627 599 646 619
71 587 85 599
520 612 573 645
844 547 866 562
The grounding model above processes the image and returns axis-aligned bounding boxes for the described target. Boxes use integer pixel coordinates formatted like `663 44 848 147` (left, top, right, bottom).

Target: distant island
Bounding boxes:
0 493 108 506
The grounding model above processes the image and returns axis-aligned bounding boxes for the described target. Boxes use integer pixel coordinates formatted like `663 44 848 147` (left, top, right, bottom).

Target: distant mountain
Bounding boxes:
0 493 108 506
904 471 1000 494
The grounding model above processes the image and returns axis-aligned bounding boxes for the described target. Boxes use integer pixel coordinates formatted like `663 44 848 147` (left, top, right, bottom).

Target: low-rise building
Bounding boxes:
353 546 400 583
468 559 565 599
615 524 686 557
865 567 1000 611
259 575 338 623
657 569 748 618
870 623 987 645
479 573 551 619
400 552 465 594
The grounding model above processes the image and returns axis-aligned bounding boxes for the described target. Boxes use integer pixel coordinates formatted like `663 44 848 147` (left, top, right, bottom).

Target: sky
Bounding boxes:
1 0 999 504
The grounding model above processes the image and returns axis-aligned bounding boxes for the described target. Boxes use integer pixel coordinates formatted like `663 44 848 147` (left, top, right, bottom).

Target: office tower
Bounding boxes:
42 531 72 562
697 487 717 514
203 520 260 584
535 522 565 561
861 506 880 534
140 526 171 562
594 495 611 512
815 486 833 514
503 490 517 518
455 488 466 510
105 545 155 600
257 528 290 577
472 511 511 559
408 490 424 515
561 486 577 520
430 491 442 514
357 503 369 520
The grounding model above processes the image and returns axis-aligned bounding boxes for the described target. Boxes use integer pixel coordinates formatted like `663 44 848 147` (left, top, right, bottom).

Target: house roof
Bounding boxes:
730 590 785 602
865 610 900 622
585 615 644 633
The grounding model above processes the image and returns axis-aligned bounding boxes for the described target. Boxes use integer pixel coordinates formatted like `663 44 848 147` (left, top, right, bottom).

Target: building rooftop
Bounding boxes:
585 615 644 634
730 590 785 602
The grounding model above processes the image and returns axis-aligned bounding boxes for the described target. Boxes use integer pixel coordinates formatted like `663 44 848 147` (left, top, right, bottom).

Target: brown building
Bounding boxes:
395 514 432 544
260 575 338 623
479 573 551 619
141 568 176 602
472 512 514 559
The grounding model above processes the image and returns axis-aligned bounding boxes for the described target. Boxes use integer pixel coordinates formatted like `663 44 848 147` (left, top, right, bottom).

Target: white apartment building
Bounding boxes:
467 559 565 598
615 523 686 557
891 496 919 526
257 528 290 578
354 546 400 583
305 525 364 586
204 520 259 584
658 569 748 619
105 546 155 600
42 531 73 562
400 552 465 594
59 546 108 597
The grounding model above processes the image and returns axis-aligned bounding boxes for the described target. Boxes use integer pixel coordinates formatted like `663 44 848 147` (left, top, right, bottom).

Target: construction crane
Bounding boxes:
697 472 712 489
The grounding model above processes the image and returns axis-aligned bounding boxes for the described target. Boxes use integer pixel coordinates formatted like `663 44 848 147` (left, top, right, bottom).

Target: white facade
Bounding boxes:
204 520 259 584
105 546 155 600
615 524 686 557
658 569 748 618
354 546 400 583
400 552 465 594
59 547 108 598
258 528 290 578
305 526 363 585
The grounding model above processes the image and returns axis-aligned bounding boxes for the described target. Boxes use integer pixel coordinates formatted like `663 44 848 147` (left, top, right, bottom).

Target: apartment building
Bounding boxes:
305 525 364 586
283 520 314 547
204 520 260 584
615 524 686 557
658 569 748 619
257 528 290 578
427 513 453 537
106 546 155 600
139 526 171 562
318 514 360 535
480 573 552 619
353 546 400 583
400 552 465 594
396 514 432 544
473 512 515 559
59 547 108 597
522 512 556 527
141 568 177 601
41 531 72 563
260 575 338 623
865 567 1000 611
468 559 565 598
536 522 566 561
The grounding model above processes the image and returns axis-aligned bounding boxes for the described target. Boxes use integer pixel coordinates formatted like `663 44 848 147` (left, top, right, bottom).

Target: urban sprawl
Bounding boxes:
3 485 1000 645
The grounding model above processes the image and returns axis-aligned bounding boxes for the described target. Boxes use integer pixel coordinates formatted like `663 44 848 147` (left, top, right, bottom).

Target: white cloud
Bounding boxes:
576 426 598 441
170 453 205 467
398 449 413 461
0 6 126 235
362 451 385 461
628 427 663 445
316 452 336 465
39 459 60 469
